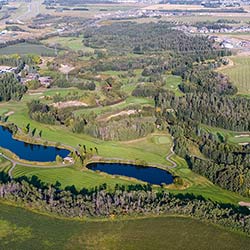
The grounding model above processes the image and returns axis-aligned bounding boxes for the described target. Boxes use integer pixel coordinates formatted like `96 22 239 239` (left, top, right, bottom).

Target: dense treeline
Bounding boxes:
168 121 250 196
0 73 27 101
180 66 237 95
156 91 250 131
0 174 250 235
188 156 250 196
0 54 40 67
84 22 219 59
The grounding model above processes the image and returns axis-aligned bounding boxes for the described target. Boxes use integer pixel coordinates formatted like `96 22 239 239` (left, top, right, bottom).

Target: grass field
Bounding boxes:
0 202 250 250
219 56 250 95
42 36 94 53
0 43 56 56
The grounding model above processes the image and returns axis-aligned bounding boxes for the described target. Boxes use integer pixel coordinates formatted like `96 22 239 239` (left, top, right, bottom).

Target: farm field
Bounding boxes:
219 56 250 95
1 202 250 250
0 43 56 56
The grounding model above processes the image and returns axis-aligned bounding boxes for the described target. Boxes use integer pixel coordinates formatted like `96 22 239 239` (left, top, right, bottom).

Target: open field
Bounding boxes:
42 36 94 53
0 43 55 56
1 202 250 250
219 56 250 95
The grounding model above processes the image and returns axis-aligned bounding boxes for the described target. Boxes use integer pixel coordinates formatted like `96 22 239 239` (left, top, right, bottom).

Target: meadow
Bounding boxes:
42 36 94 53
219 56 250 95
0 43 56 56
1 202 250 250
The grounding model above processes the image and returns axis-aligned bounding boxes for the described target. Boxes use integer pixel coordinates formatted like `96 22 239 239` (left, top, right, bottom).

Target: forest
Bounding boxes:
0 73 27 102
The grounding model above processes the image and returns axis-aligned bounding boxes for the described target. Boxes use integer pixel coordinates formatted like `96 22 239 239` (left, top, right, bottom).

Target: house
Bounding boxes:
63 157 74 164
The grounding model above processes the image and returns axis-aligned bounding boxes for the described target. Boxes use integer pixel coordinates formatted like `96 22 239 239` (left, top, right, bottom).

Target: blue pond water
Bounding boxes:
87 162 173 185
0 125 70 162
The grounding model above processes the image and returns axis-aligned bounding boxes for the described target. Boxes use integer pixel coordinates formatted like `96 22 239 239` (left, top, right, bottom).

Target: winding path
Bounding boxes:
165 140 177 169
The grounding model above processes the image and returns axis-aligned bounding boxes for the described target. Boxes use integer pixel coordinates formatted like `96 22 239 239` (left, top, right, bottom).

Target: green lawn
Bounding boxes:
219 56 250 95
1 202 250 250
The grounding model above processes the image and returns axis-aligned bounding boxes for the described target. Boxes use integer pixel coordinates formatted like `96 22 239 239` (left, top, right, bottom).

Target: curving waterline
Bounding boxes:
1 137 177 180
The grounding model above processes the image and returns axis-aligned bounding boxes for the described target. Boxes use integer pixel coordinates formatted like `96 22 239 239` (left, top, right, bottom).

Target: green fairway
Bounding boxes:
164 74 183 96
12 165 138 189
0 202 250 250
219 56 250 95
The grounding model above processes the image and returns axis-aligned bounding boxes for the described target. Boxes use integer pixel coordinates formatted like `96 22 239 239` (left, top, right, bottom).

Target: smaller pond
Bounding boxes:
0 125 70 162
87 162 173 185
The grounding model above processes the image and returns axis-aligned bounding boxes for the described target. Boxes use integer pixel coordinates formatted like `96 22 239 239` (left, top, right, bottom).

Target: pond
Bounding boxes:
0 125 70 162
87 162 173 185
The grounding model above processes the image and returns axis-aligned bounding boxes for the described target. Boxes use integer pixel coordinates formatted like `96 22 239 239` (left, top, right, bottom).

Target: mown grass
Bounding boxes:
164 74 183 96
219 56 250 95
0 202 250 250
12 166 138 189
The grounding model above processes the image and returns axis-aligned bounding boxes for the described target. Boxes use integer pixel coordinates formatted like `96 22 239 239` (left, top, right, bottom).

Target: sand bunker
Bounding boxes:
52 101 88 109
